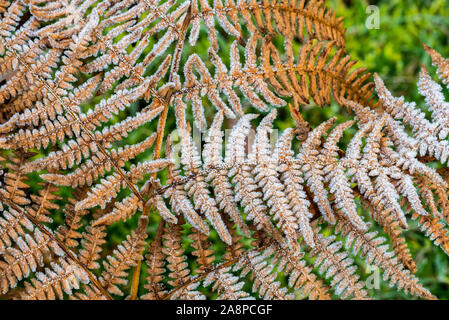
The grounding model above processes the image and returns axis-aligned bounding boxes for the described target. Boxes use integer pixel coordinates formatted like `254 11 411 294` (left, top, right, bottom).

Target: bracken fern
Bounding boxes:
0 0 448 300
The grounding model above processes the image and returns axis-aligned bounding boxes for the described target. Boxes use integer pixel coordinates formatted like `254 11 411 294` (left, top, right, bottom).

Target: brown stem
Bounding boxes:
129 4 193 300
0 194 113 300
162 241 272 300
7 42 146 204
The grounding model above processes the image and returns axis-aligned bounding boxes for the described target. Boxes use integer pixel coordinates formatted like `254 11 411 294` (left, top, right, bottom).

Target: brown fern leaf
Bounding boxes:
20 257 89 300
309 225 369 300
99 229 147 296
0 228 53 294
142 223 166 300
234 248 293 299
1 0 449 302
78 225 107 270
0 151 32 206
262 38 374 109
189 229 215 274
269 241 332 300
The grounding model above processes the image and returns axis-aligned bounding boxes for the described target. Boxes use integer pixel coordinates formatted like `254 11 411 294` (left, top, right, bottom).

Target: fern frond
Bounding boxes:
204 112 251 236
412 212 449 256
163 223 190 287
0 208 33 252
20 257 89 300
75 159 171 211
99 229 147 296
1 0 449 301
142 223 166 300
22 106 164 172
203 266 252 300
269 241 332 299
262 38 373 109
79 225 107 270
0 151 31 206
375 73 449 164
234 248 293 299
189 229 215 274
276 127 315 247
0 229 52 294
310 226 369 300
335 214 434 299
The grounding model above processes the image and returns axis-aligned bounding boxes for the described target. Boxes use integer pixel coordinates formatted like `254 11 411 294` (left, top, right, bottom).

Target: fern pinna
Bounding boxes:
0 0 448 300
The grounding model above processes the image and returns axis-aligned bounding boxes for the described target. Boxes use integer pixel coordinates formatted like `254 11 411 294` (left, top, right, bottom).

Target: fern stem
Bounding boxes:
162 241 271 300
129 4 194 300
6 44 146 203
0 194 113 300
162 222 283 300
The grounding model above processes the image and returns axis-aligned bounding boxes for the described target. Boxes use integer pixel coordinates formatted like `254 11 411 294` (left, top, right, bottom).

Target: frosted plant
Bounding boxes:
0 0 447 300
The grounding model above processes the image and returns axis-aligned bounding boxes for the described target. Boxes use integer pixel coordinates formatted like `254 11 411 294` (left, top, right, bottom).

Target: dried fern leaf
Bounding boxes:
100 229 147 296
20 257 89 300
